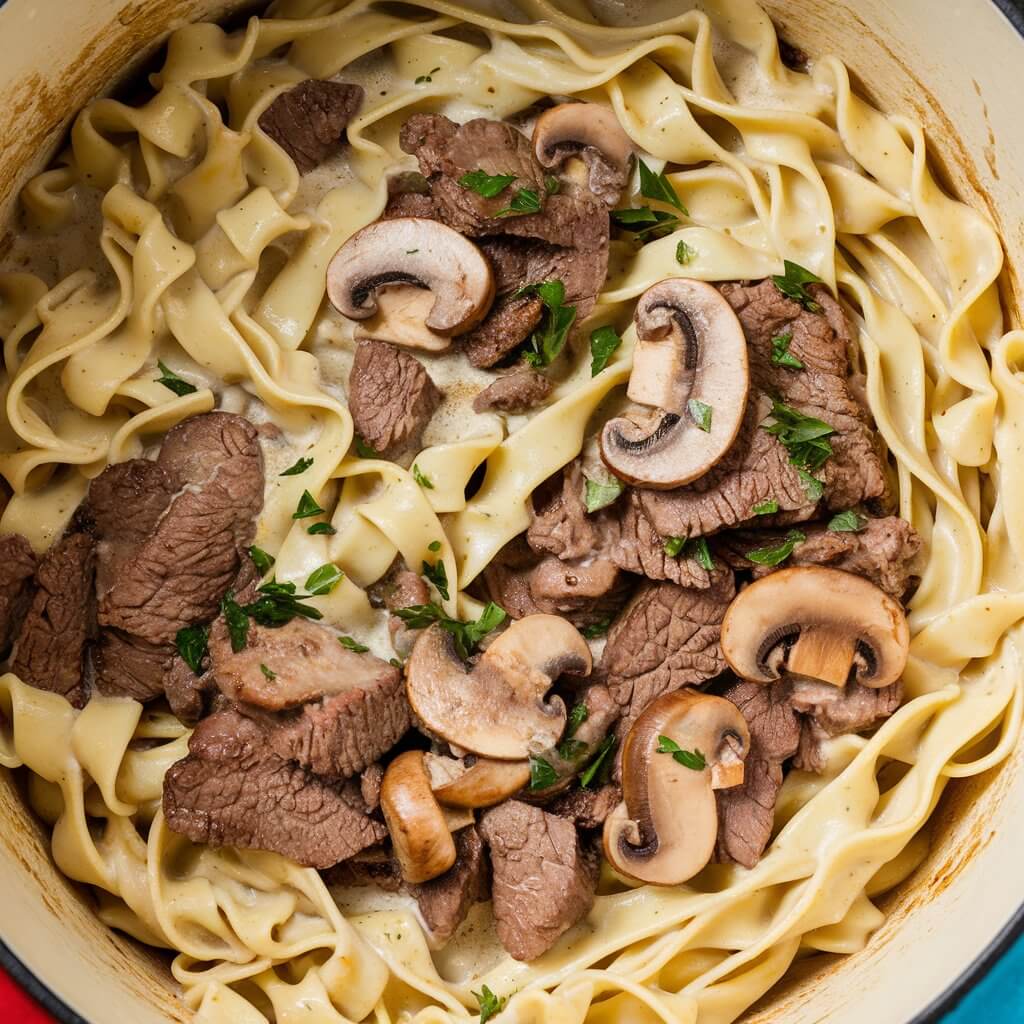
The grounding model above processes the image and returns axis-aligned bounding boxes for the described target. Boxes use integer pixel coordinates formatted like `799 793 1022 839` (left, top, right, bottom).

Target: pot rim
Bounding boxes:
0 0 1022 1020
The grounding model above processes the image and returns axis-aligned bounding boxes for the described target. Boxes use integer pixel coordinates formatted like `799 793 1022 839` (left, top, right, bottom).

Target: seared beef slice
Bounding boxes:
473 367 551 414
414 826 490 947
163 708 386 868
348 339 441 459
11 532 95 707
259 80 364 173
480 800 597 961
638 280 886 539
0 533 37 651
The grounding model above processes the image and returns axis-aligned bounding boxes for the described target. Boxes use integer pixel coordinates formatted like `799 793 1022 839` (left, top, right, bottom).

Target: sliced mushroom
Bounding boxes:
424 752 531 808
380 750 457 884
405 614 591 760
600 279 749 489
720 566 910 689
533 102 634 207
326 217 495 351
603 690 749 885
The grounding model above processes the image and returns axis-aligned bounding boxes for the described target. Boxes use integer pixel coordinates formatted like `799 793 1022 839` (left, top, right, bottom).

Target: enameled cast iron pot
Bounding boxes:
0 1 1022 1021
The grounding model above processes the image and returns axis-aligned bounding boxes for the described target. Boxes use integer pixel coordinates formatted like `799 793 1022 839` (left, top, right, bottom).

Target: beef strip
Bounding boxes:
258 80 364 173
479 800 597 961
550 783 622 830
163 707 386 869
637 280 887 539
163 657 214 725
209 616 410 778
715 680 801 868
721 515 922 598
348 339 441 459
414 826 491 947
359 762 384 812
473 367 552 413
600 575 734 736
462 294 544 368
11 532 96 707
0 533 37 652
528 460 597 561
369 558 430 657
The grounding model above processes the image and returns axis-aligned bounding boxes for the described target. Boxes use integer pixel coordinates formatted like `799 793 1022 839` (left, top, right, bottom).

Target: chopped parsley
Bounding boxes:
579 735 616 788
663 535 687 558
394 601 506 660
307 522 337 535
797 468 824 502
293 490 326 519
557 738 589 762
580 618 612 639
610 205 680 241
259 663 277 681
657 735 706 771
280 456 313 476
829 510 866 533
353 435 380 459
305 564 344 596
745 529 806 567
155 361 198 397
339 635 370 653
519 280 577 368
458 169 516 198
584 475 625 514
412 464 434 489
772 260 824 313
474 985 506 1023
175 625 208 675
589 324 622 376
770 330 804 369
243 580 323 627
688 398 713 433
763 400 835 471
428 539 442 552
687 536 715 571
248 545 275 575
422 558 450 601
638 158 688 213
496 187 542 217
752 499 779 516
414 66 441 84
545 175 560 194
528 755 559 790
222 593 250 652
566 702 589 737
676 239 698 265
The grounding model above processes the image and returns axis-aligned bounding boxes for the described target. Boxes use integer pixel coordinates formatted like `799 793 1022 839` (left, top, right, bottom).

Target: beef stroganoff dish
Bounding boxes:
0 0 1021 1021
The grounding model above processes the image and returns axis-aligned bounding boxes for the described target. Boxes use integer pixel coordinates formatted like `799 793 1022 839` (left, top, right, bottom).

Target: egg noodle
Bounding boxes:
0 0 1022 1021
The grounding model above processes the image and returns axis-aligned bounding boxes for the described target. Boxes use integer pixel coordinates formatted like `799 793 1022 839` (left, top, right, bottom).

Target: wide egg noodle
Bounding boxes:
0 0 1022 1021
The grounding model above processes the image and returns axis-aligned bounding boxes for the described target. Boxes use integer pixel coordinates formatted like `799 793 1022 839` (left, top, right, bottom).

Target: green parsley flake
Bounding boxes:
663 535 687 558
638 158 688 213
687 536 715 571
688 398 713 432
414 66 441 84
339 636 370 653
248 545 275 575
763 400 835 471
745 529 806 567
176 625 208 675
545 175 560 194
657 735 706 770
829 510 866 533
589 324 622 376
496 187 542 217
155 361 198 397
293 490 326 519
243 581 323 627
412 464 434 489
222 593 250 652
307 522 337 536
610 205 680 241
428 539 442 552
353 436 380 459
752 499 779 516
305 564 344 596
259 663 276 681
529 755 559 790
422 558 450 601
566 702 589 737
770 330 804 369
458 169 516 198
584 476 625 514
519 280 577 368
280 456 313 476
580 618 612 639
394 601 506 660
676 239 698 265
579 735 617 788
772 260 824 313
797 468 824 502
474 985 507 1024
557 738 588 762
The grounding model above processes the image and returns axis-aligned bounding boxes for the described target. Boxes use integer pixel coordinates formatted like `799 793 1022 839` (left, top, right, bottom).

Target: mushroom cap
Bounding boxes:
603 689 750 886
720 566 910 689
600 279 749 489
532 102 634 207
380 750 457 884
326 217 495 336
353 285 454 352
424 752 531 808
405 614 591 760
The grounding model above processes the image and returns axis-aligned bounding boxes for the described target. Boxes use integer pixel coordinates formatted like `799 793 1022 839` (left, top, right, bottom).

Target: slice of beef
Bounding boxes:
94 630 170 705
791 679 902 772
414 826 491 948
0 533 37 652
258 80 364 173
463 293 544 369
328 847 404 893
11 532 96 707
550 783 621 830
163 707 386 869
637 280 887 539
722 516 921 598
473 367 552 413
528 460 596 561
348 339 441 459
715 680 801 868
600 575 734 736
163 657 214 725
359 762 384 813
209 616 409 778
479 800 597 961
369 558 430 657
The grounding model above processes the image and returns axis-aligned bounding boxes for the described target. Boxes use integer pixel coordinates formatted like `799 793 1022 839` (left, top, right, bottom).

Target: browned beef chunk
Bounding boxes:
0 534 37 652
715 680 801 868
550 783 621 830
359 762 384 812
463 293 544 369
791 679 902 772
473 367 552 413
637 280 886 539
93 631 170 705
722 516 921 598
600 576 734 736
163 657 214 725
94 413 264 701
328 847 404 892
348 339 441 459
258 80 364 173
368 558 430 657
209 616 409 778
528 460 596 561
479 800 597 961
11 532 95 707
414 826 491 947
163 707 386 869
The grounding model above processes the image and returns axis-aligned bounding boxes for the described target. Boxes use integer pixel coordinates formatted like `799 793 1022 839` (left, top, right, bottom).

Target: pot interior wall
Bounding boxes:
0 1 1021 1021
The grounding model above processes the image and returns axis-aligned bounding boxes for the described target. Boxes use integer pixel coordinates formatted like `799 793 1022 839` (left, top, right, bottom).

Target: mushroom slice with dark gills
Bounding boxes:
532 102 635 207
720 566 909 690
326 217 495 351
603 689 750 885
405 614 591 761
600 279 750 489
